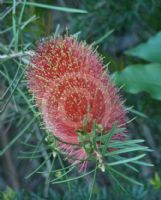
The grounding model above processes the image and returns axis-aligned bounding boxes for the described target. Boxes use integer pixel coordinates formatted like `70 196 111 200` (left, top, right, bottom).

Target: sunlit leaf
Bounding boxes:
125 31 161 63
114 63 161 100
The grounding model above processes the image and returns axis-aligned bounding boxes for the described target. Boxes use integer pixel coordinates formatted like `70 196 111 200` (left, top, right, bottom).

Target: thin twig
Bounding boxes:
0 50 33 60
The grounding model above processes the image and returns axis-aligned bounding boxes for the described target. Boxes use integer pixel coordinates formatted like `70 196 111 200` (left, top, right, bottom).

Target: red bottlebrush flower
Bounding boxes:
27 36 127 169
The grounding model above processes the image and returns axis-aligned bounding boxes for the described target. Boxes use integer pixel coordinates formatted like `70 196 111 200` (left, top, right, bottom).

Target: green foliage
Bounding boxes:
4 1 87 14
114 63 161 100
0 187 16 200
150 173 161 189
125 31 161 63
114 31 161 100
70 0 161 44
0 0 160 199
0 184 161 200
38 122 152 189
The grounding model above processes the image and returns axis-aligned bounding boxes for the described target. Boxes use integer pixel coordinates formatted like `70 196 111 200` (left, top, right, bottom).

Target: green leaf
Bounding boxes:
133 160 154 167
107 166 143 186
150 173 161 189
126 107 148 118
101 122 118 155
106 146 151 157
107 154 146 166
0 118 35 156
125 31 161 63
51 168 96 184
109 139 145 148
4 1 87 14
94 29 114 45
114 63 161 100
0 187 16 200
111 155 139 172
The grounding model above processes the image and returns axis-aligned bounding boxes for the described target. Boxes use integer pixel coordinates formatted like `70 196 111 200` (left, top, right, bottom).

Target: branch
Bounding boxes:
0 51 34 60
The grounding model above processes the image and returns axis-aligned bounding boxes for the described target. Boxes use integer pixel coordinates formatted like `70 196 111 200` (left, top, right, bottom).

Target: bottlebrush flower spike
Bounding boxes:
26 35 127 170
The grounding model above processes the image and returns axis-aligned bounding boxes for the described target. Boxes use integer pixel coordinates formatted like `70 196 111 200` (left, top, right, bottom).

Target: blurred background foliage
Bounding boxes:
0 0 161 199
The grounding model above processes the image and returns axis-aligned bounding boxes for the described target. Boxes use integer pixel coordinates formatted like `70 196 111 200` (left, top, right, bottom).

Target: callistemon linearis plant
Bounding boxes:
26 35 151 175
